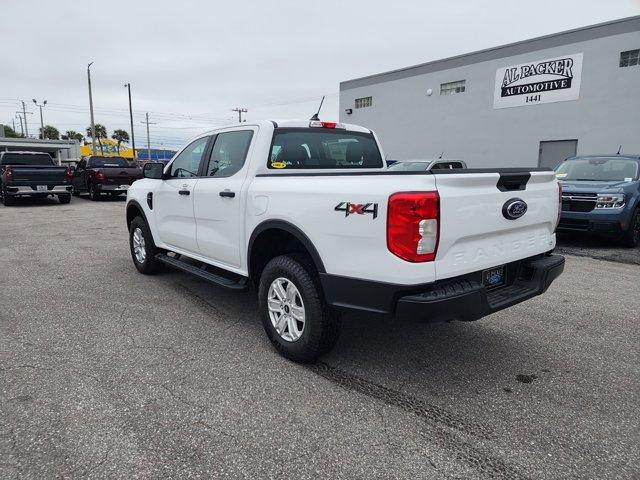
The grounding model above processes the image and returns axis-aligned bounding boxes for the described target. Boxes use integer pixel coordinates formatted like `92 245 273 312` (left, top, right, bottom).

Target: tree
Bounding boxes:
2 125 22 138
112 129 130 154
40 125 60 140
62 130 84 142
86 124 108 151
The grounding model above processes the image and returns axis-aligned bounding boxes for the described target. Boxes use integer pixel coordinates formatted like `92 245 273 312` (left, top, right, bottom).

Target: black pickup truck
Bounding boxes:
72 156 143 201
0 151 73 206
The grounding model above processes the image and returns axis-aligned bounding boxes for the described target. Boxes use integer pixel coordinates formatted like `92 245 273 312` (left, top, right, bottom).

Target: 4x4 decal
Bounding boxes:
335 202 378 219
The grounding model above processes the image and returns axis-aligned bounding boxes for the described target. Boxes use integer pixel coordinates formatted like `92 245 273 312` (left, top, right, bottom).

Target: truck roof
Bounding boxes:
199 119 372 135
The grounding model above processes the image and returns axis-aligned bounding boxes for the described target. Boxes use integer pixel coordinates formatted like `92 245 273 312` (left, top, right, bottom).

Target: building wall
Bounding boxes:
339 29 640 168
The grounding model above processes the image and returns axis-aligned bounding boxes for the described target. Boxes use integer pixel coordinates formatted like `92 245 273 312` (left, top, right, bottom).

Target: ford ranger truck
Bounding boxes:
125 120 565 362
0 151 73 206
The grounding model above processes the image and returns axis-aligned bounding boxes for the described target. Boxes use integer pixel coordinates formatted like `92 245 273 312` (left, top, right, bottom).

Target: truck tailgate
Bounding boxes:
10 166 67 185
433 170 558 280
100 167 142 185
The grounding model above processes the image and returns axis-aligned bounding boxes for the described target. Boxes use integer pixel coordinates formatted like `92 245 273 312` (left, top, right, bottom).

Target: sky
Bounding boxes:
1 0 638 150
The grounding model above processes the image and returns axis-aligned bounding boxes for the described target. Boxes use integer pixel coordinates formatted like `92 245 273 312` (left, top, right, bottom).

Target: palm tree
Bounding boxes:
40 125 60 140
63 130 84 142
86 124 108 152
112 129 130 154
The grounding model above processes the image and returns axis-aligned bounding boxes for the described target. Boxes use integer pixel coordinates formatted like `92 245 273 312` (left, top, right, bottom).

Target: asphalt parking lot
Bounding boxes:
1 197 638 479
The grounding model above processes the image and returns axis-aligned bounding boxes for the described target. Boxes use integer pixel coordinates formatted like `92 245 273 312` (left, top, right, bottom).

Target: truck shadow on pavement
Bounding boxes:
169 269 551 398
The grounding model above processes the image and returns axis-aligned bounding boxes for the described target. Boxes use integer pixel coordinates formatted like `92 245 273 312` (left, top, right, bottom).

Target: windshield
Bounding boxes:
88 157 131 168
388 161 429 171
269 128 383 169
0 153 54 166
555 157 639 182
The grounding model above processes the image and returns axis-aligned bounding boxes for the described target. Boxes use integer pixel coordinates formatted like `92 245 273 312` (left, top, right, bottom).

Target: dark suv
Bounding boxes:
556 155 640 247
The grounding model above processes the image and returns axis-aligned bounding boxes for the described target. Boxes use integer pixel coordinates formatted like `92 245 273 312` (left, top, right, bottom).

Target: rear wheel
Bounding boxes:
58 194 71 204
621 209 640 248
1 187 16 206
129 216 164 274
89 183 101 201
258 254 341 363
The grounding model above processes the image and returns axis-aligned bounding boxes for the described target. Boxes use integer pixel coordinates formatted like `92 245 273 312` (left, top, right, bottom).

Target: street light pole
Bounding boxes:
124 83 136 159
87 62 97 155
32 99 47 139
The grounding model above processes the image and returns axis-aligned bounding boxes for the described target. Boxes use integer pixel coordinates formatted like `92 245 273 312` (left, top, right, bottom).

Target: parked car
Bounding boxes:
72 156 143 201
555 154 640 247
125 119 564 362
0 151 73 206
388 159 467 171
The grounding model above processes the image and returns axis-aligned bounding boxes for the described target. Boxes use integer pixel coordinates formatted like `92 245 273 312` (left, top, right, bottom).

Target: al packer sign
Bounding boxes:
493 53 583 109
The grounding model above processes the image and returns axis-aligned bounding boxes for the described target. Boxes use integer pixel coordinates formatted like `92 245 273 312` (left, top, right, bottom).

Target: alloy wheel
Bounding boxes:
132 227 147 263
267 277 306 342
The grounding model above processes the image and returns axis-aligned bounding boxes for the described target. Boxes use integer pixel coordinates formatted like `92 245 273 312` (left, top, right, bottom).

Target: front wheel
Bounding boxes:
258 254 341 363
621 209 640 248
129 216 164 274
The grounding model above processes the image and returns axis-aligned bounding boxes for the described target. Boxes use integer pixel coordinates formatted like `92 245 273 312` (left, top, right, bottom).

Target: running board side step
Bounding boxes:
155 254 249 291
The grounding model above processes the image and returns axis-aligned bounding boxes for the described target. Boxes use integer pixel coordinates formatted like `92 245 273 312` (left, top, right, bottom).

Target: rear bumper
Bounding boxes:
5 185 72 196
96 184 131 193
320 253 564 322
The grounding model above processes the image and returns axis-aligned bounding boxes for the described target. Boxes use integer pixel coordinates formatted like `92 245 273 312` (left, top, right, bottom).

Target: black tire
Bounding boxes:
89 183 101 201
129 216 164 274
258 254 341 363
1 187 16 206
58 194 71 204
621 209 640 248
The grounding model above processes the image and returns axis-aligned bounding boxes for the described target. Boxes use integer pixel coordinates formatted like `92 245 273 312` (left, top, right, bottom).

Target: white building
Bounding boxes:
339 16 640 169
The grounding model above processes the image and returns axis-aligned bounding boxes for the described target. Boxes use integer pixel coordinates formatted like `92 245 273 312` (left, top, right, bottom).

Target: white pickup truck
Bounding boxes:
125 119 564 362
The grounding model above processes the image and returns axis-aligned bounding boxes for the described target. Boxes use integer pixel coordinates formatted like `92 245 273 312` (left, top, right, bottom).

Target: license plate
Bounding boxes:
483 265 506 288
36 185 47 191
119 185 129 190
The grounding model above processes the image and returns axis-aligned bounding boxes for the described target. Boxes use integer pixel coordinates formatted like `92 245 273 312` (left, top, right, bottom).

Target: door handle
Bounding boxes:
178 190 190 196
219 191 235 198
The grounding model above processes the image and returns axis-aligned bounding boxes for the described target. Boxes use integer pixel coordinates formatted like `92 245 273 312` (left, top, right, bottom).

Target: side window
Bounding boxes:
204 130 253 178
168 136 209 178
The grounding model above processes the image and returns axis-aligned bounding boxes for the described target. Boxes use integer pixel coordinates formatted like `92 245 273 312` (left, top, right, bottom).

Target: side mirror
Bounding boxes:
143 162 164 179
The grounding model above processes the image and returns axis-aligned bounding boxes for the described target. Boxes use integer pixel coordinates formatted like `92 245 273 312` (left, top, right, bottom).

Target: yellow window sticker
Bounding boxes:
271 162 287 169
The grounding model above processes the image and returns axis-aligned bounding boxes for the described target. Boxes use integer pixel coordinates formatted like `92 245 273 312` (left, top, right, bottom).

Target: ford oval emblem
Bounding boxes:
503 198 527 220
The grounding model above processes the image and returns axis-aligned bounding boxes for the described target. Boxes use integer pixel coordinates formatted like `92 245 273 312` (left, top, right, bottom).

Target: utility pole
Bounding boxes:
21 101 30 137
87 62 97 155
140 113 156 161
15 114 23 136
232 107 247 123
124 83 136 159
32 99 47 139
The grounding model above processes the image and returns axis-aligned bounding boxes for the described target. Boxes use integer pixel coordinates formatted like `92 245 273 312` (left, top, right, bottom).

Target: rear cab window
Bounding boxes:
269 128 383 169
1 153 54 166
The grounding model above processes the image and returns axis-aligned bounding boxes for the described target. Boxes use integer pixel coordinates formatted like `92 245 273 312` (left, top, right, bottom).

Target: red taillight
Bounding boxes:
387 192 440 262
95 171 106 183
4 167 13 182
320 121 337 129
555 182 562 231
65 167 73 182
